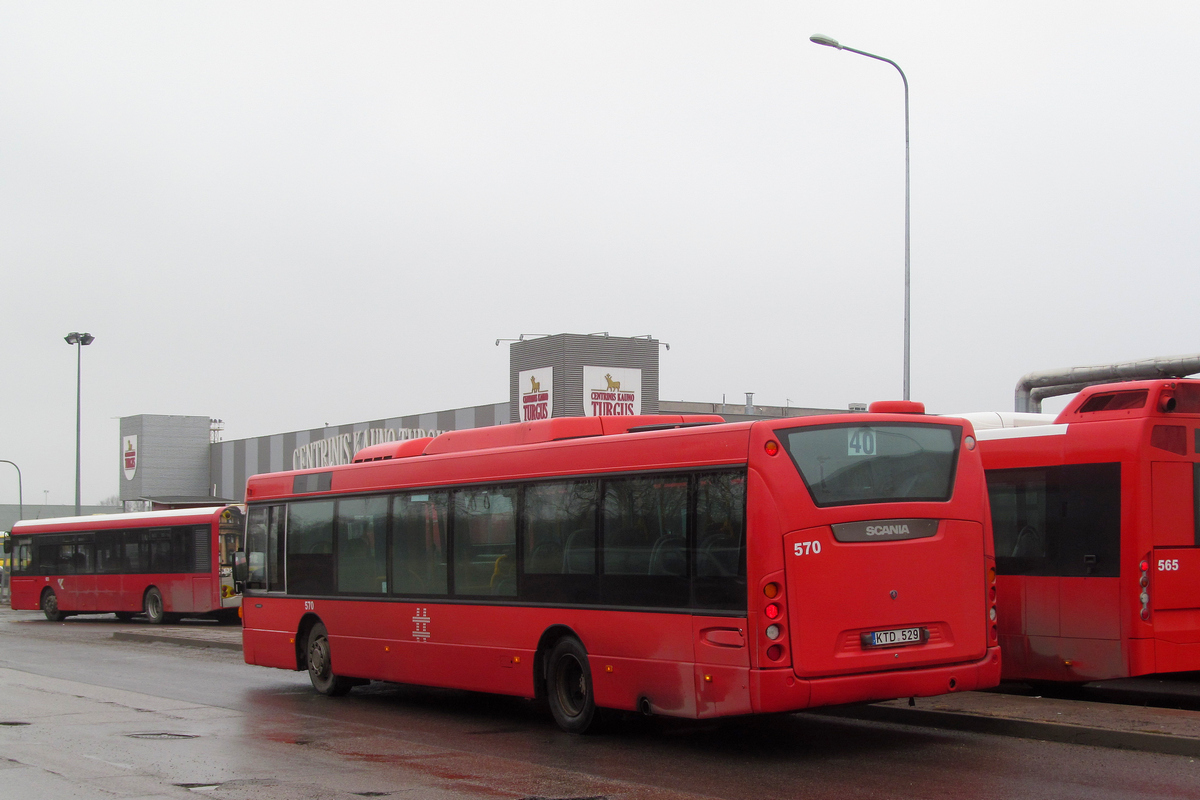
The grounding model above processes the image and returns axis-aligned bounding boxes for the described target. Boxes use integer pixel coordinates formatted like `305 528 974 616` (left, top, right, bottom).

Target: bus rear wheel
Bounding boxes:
306 622 353 697
144 588 166 624
41 590 66 622
546 636 598 734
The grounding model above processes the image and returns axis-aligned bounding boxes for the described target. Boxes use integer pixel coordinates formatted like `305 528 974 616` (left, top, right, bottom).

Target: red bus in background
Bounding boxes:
967 379 1200 683
238 408 1000 733
9 506 244 623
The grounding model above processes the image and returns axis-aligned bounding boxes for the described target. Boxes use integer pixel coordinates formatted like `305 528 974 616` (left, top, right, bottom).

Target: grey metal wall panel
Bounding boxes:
221 442 234 501
454 407 475 430
119 415 211 501
233 439 246 501
269 435 284 473
510 334 660 419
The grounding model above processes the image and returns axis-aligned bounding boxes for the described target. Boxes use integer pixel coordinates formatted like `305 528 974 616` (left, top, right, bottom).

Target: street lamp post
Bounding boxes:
64 332 95 515
810 34 911 401
0 460 21 521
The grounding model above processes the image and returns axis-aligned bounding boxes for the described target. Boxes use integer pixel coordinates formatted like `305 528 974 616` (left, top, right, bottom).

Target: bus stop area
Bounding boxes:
102 617 1200 758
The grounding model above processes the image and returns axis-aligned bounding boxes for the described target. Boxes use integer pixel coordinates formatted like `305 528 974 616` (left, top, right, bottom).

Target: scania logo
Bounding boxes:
831 518 940 543
865 524 911 537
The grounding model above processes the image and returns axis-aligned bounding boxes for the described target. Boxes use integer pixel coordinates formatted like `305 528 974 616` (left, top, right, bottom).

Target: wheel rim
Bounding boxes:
148 595 161 618
554 654 587 718
309 636 331 679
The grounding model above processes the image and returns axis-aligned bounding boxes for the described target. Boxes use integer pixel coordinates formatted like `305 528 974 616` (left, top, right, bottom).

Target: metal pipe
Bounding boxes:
1014 354 1200 412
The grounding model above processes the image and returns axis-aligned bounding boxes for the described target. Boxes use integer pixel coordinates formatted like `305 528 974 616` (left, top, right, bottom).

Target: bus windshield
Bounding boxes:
780 423 961 507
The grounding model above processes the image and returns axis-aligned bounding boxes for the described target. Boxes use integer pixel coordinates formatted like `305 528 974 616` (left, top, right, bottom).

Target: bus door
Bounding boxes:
1148 460 1200 672
48 534 97 612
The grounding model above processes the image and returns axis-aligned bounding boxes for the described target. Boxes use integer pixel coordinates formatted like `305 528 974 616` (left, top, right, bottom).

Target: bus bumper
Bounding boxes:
750 645 1002 714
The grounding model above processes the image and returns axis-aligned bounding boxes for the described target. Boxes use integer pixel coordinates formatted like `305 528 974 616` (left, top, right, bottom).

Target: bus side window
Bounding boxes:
336 496 387 595
287 500 336 596
693 470 748 612
523 481 597 576
452 487 517 597
391 492 449 596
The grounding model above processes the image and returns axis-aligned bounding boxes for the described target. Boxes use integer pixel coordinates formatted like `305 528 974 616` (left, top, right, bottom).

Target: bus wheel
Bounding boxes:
41 590 66 622
546 637 598 734
306 622 353 697
114 612 135 622
144 588 166 625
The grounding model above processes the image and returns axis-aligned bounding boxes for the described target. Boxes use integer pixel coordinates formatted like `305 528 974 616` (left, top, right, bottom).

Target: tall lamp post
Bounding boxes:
64 332 95 515
0 460 21 522
810 34 911 401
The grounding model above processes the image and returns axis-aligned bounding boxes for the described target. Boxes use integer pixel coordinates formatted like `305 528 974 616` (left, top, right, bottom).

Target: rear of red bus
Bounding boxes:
747 408 1000 710
978 379 1200 682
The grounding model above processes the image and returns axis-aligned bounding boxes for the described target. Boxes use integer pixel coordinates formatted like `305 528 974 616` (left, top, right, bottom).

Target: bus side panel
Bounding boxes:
122 577 152 614
192 577 215 613
56 575 95 613
1060 577 1121 639
242 598 303 670
95 574 123 613
692 615 751 718
249 599 710 715
9 576 41 611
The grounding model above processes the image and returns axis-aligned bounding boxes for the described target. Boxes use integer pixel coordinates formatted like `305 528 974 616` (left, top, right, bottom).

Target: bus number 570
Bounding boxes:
794 541 822 556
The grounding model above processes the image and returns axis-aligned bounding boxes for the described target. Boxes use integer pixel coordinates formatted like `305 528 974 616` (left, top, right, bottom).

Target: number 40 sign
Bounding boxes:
847 428 876 457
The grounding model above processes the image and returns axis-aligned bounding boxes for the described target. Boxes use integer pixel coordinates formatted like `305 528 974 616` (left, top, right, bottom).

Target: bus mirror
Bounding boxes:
233 551 248 584
1 538 8 554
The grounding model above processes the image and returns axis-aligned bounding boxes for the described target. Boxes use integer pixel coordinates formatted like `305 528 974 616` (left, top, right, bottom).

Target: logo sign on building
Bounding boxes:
583 366 641 416
518 368 553 422
292 427 444 470
122 435 138 481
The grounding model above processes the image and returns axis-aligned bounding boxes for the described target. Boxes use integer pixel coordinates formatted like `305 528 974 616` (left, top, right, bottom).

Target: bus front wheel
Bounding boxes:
41 590 66 622
306 622 353 697
546 636 598 734
144 588 166 624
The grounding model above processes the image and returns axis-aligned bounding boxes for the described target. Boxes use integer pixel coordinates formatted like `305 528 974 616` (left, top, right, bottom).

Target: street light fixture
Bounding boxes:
0 460 21 522
64 331 95 515
810 34 911 401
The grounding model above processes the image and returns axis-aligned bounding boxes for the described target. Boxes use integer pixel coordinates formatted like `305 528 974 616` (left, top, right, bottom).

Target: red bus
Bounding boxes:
238 409 1000 732
8 505 244 623
968 379 1200 682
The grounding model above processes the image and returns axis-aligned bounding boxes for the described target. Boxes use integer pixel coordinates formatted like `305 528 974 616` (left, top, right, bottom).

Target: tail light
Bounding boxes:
1139 557 1151 621
986 560 998 643
761 580 787 663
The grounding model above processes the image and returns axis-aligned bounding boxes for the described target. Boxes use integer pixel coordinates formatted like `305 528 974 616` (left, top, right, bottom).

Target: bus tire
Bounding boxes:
41 589 66 622
546 636 598 734
306 622 353 697
144 588 166 625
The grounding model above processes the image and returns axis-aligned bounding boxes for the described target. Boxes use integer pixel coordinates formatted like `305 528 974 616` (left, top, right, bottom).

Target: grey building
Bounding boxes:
110 332 846 508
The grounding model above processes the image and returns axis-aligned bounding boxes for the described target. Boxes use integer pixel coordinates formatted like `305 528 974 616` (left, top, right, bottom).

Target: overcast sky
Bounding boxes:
2 2 1198 506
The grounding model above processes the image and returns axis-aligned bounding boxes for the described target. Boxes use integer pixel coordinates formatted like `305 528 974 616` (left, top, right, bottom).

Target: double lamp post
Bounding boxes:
65 332 95 516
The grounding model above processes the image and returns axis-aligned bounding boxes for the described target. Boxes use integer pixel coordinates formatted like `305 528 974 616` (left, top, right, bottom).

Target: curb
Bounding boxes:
112 632 242 652
815 704 1200 759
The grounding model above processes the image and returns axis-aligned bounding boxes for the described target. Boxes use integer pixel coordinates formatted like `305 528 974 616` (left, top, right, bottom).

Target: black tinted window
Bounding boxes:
988 463 1121 577
782 423 961 507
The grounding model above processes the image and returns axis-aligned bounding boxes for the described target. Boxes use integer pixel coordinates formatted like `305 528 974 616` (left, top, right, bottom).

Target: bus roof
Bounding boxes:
11 505 236 534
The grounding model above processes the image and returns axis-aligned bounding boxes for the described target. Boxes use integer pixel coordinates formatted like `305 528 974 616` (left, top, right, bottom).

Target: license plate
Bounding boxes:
861 626 926 649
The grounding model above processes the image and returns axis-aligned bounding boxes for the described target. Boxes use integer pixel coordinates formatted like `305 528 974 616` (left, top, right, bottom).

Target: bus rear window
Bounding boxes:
780 423 961 507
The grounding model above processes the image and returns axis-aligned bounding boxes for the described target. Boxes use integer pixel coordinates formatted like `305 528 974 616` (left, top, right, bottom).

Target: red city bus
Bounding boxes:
968 379 1200 683
238 409 1000 732
9 506 244 623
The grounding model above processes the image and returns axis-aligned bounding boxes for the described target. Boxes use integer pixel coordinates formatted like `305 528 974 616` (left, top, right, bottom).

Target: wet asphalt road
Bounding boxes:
0 610 1197 800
